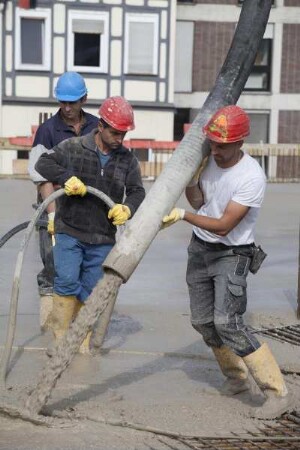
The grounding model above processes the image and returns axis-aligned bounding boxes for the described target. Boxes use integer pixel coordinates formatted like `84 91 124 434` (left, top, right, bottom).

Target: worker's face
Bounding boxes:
59 96 86 122
209 140 243 168
98 122 127 152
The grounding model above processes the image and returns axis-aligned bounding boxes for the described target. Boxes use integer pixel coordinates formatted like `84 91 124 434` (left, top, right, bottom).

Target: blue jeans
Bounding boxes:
53 233 113 302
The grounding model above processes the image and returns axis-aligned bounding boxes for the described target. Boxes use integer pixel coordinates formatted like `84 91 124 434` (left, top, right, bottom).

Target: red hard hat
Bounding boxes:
98 96 135 132
203 105 250 143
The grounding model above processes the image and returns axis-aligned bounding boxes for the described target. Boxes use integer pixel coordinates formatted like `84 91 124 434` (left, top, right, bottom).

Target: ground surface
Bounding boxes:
0 179 299 449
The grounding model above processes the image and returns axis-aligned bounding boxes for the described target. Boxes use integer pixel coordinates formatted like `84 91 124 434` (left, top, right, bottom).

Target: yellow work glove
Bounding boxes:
47 212 55 235
108 204 131 226
64 176 87 197
162 208 185 229
187 155 209 187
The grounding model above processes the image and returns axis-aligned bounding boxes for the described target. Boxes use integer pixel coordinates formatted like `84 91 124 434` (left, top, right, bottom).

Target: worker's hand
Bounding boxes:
64 176 87 197
162 208 185 229
108 204 131 226
187 156 209 187
47 212 55 235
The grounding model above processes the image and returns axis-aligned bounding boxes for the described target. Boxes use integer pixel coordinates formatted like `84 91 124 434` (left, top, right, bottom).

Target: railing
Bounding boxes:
126 140 179 181
0 137 299 182
127 142 300 182
243 144 300 183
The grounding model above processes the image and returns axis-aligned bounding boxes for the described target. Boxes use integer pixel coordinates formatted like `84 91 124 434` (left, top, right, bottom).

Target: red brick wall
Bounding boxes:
284 0 299 6
278 111 300 143
276 154 300 180
192 21 235 91
281 24 300 93
278 111 300 178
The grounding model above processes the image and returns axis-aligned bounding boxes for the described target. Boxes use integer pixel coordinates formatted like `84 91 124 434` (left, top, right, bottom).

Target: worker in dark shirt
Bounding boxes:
28 72 98 332
35 96 145 354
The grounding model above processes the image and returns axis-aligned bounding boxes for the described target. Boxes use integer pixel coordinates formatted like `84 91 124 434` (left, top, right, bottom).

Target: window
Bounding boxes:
68 11 109 73
174 108 191 141
245 113 269 143
244 24 273 92
175 21 194 92
15 7 51 70
124 13 159 75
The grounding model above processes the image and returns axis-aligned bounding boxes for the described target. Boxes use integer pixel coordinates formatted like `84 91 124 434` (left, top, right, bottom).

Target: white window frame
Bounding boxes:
124 13 159 75
15 7 51 71
67 10 109 74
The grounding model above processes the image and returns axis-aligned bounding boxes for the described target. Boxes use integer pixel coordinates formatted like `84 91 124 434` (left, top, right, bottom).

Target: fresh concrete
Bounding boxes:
0 179 299 449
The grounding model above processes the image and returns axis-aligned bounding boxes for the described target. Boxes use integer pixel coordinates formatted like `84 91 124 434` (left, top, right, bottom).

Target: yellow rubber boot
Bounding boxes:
243 343 290 419
40 294 53 332
74 300 92 355
51 294 78 340
212 346 250 395
46 294 78 357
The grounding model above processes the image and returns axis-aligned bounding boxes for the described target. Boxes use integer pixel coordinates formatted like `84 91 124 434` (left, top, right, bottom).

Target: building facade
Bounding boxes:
0 0 176 141
0 0 300 146
175 0 300 144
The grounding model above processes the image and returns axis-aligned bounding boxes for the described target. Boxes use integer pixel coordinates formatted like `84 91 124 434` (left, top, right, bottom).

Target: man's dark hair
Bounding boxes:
99 118 110 128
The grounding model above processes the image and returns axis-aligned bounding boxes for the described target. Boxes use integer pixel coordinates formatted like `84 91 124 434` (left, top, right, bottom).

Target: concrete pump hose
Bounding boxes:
0 187 115 386
0 222 31 249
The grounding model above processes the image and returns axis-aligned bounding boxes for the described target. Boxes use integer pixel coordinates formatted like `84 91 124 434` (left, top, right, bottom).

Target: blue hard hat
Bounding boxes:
54 72 87 102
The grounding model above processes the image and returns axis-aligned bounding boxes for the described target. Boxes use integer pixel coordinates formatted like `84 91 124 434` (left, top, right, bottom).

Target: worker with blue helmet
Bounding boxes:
28 72 98 341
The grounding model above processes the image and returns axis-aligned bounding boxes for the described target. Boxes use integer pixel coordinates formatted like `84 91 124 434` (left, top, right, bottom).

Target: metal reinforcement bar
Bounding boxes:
162 411 300 449
252 324 300 346
49 409 300 449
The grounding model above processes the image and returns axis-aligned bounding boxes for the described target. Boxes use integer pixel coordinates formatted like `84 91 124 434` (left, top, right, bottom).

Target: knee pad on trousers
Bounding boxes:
215 322 260 357
192 322 223 348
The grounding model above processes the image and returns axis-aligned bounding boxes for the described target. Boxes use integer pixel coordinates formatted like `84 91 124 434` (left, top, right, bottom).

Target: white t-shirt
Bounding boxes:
193 152 266 246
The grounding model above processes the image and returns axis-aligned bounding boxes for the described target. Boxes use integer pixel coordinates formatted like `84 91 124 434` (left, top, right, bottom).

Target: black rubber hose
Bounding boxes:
0 222 30 249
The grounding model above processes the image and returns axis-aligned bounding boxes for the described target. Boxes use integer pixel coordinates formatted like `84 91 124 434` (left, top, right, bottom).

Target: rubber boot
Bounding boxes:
40 294 53 332
46 294 78 356
73 300 92 355
212 346 250 395
243 343 291 419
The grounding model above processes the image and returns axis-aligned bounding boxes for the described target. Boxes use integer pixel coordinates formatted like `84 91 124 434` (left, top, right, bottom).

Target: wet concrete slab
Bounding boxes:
0 179 299 449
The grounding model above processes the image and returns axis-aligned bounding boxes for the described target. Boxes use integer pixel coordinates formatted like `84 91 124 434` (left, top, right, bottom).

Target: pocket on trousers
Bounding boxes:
226 274 247 316
234 254 250 276
228 283 243 297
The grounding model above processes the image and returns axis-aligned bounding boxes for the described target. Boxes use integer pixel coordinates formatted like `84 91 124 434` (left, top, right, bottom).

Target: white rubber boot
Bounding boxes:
212 346 251 395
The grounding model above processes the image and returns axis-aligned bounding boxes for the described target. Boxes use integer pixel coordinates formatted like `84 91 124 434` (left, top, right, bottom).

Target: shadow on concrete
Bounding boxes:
46 340 256 413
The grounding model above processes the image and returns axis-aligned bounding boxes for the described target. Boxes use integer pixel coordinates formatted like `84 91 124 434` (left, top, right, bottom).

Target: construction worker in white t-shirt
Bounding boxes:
162 105 290 420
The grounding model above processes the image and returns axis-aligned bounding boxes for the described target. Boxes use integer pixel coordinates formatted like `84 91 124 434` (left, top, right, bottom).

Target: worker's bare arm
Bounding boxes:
185 184 204 210
183 200 249 236
38 182 55 213
185 156 209 210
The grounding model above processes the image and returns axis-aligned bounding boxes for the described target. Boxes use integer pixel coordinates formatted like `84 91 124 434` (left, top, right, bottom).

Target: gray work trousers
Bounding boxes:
186 234 261 357
37 212 55 295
